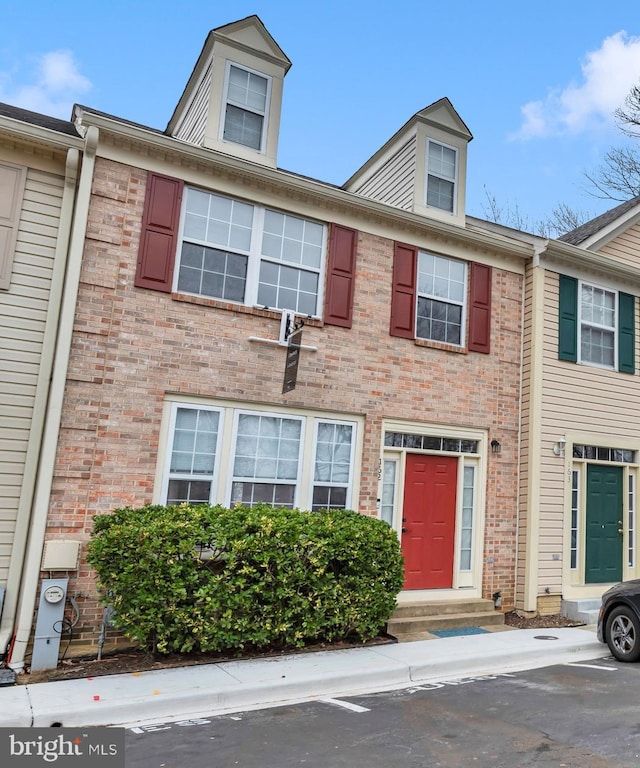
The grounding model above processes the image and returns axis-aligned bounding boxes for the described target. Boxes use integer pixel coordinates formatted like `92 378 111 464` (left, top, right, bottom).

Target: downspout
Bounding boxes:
8 126 99 671
0 147 80 656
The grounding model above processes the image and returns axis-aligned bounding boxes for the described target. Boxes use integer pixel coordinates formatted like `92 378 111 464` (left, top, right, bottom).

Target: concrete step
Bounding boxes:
561 598 601 625
387 609 504 638
391 598 496 620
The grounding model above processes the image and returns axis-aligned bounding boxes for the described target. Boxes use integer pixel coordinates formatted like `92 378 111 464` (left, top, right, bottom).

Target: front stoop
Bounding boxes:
561 598 601 625
387 598 504 640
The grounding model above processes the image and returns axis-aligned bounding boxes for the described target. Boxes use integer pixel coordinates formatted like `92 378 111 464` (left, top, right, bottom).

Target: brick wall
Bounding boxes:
46 157 523 646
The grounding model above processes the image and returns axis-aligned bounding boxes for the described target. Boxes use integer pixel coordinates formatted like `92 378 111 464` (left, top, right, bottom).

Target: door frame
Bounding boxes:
380 420 488 600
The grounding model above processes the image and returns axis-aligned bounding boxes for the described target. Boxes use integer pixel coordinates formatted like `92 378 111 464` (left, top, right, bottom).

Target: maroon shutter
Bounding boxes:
390 242 417 338
468 262 492 353
324 224 358 327
135 173 183 292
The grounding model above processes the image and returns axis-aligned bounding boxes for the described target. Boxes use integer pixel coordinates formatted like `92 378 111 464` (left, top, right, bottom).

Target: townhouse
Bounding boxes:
4 15 639 668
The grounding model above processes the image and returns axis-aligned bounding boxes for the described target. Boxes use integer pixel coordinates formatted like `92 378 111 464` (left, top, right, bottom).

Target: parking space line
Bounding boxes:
566 662 616 670
318 697 370 713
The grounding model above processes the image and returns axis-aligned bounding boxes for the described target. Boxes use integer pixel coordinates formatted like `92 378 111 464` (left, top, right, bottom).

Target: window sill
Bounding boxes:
171 292 323 328
414 338 468 355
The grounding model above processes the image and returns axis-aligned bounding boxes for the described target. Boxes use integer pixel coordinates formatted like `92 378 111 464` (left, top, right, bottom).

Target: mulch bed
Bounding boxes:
15 612 585 684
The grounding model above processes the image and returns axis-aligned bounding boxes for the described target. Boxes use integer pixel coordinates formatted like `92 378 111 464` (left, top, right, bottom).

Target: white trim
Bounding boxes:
309 418 358 511
577 279 618 370
174 185 327 318
220 61 272 154
425 138 458 215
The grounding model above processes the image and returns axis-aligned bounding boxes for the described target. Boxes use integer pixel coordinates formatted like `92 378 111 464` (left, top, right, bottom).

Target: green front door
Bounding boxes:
585 465 623 584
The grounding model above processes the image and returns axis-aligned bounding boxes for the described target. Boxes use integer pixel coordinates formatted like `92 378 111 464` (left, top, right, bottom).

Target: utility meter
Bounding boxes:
43 585 65 604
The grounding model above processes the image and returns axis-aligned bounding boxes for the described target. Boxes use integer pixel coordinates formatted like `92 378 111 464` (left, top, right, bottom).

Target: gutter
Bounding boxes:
74 107 534 263
8 126 99 672
0 147 80 656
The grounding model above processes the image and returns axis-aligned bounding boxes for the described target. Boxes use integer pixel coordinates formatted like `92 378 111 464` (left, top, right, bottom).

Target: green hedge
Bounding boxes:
86 504 404 655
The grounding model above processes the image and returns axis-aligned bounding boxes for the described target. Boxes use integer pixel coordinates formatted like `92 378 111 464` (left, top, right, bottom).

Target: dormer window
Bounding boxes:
426 140 457 213
222 63 270 151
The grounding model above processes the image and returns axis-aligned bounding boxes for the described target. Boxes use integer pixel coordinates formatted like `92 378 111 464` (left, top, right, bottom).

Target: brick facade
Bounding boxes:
45 157 524 646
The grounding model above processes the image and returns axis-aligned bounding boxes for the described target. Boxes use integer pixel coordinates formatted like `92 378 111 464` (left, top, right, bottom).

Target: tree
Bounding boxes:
582 83 640 202
480 186 592 238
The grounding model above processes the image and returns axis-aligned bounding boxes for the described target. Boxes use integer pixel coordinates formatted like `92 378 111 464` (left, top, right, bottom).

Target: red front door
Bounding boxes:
401 454 458 589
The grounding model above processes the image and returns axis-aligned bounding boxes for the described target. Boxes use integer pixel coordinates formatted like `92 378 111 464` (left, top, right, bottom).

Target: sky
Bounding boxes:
3 1 640 231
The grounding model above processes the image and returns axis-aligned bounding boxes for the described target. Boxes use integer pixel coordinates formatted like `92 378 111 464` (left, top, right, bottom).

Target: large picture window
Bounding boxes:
162 403 357 510
176 188 325 315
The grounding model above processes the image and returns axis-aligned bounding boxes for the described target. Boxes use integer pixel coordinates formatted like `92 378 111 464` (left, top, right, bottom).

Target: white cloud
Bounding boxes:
0 50 91 119
512 31 640 140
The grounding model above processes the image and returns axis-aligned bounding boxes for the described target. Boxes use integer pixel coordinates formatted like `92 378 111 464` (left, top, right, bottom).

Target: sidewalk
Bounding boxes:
0 626 604 729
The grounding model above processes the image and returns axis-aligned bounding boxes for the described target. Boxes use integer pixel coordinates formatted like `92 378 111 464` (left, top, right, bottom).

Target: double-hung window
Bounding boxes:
223 64 270 151
177 187 325 316
558 274 635 373
416 252 466 345
162 402 357 510
579 283 615 367
426 140 457 213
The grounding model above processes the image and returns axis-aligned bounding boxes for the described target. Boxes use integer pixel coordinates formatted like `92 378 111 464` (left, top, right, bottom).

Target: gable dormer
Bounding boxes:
344 98 472 226
166 15 291 168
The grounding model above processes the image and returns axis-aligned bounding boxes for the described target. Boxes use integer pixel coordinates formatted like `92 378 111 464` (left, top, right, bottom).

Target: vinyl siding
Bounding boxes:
349 137 416 210
597 221 640 269
173 61 212 146
0 167 63 580
538 270 640 592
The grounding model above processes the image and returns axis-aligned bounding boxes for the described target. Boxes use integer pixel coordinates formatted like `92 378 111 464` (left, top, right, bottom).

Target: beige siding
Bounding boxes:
538 270 640 592
597 221 640 270
173 61 212 146
0 166 63 580
349 137 416 210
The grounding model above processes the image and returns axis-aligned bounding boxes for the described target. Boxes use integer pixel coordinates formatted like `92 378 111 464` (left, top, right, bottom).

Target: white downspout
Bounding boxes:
0 147 79 656
8 126 99 672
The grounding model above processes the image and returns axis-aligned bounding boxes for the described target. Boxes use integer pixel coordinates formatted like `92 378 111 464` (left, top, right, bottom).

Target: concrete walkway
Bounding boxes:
0 626 604 729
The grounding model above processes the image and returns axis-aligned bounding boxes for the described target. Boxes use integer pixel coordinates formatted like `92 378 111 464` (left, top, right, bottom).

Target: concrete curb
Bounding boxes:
0 627 605 728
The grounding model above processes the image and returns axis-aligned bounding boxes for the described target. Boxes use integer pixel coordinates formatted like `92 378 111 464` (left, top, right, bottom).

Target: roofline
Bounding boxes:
576 201 640 251
538 237 640 290
74 106 534 261
0 113 84 150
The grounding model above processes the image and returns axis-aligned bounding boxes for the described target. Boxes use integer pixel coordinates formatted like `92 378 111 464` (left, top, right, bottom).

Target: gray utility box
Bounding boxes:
30 578 69 672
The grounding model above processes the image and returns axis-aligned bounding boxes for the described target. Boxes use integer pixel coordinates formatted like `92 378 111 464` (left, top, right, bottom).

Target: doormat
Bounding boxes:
431 627 490 638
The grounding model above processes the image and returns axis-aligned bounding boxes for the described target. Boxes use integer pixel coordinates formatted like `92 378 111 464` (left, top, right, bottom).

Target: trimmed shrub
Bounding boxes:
87 504 404 654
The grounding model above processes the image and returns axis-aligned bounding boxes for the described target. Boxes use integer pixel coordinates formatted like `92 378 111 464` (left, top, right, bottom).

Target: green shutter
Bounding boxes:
618 291 635 374
558 275 578 362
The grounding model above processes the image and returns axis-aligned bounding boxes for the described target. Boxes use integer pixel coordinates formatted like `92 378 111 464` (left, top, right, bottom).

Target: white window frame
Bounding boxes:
425 139 458 214
159 401 359 511
415 251 467 347
577 280 617 370
309 418 357 511
175 188 327 317
229 409 305 509
220 61 272 153
160 403 224 505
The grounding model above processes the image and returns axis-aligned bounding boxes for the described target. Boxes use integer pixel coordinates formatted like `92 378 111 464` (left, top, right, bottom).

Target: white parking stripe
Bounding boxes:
566 662 616 670
318 697 370 713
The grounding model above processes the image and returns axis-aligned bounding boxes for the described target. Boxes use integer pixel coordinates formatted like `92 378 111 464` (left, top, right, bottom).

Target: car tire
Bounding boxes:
605 605 640 662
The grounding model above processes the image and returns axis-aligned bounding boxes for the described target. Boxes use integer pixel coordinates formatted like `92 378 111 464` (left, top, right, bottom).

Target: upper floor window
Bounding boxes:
223 64 270 151
417 252 466 345
580 283 615 367
558 274 635 374
426 140 457 213
177 187 325 316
